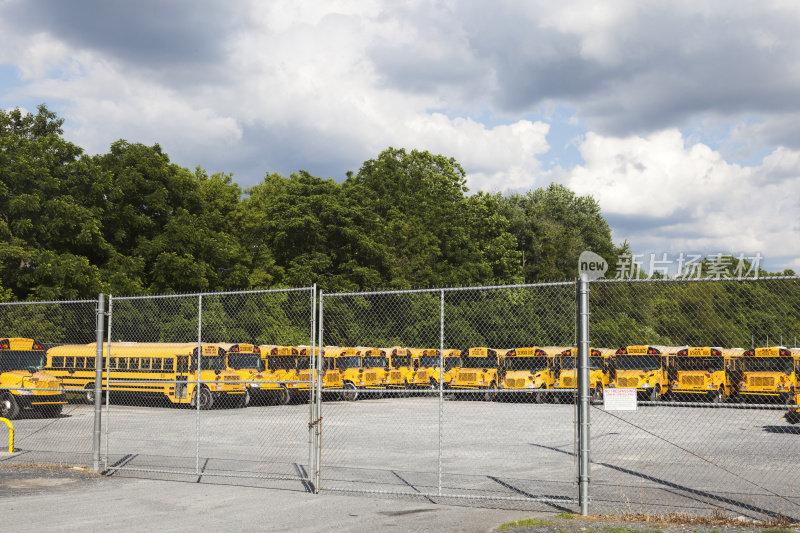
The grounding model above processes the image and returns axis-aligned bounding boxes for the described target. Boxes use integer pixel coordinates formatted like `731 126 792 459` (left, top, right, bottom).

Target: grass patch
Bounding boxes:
556 512 576 520
497 518 553 531
756 529 797 533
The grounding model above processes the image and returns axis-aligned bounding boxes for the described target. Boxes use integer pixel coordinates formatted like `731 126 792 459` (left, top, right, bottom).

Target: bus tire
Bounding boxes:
650 386 661 402
236 390 250 408
483 383 498 402
710 387 725 404
535 387 548 404
1 393 19 420
276 386 290 406
402 380 411 398
592 385 604 402
85 386 103 405
341 382 358 402
191 387 214 410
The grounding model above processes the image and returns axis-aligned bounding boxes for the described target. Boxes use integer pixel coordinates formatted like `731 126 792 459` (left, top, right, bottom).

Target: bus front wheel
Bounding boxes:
483 383 497 402
85 386 104 405
341 382 358 402
592 385 604 402
649 386 661 402
191 387 213 410
0 393 19 420
710 387 725 404
535 387 548 404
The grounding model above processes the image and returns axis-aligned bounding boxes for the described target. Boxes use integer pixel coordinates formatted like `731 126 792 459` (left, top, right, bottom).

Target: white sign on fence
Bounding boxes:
603 388 637 411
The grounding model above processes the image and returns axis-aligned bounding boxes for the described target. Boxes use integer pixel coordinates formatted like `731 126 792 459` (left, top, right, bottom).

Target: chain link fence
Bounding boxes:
0 298 100 465
318 283 578 510
101 287 317 486
588 277 800 521
3 278 800 520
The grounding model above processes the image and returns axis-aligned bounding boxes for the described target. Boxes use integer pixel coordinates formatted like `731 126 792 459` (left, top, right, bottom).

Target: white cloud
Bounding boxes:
567 130 800 268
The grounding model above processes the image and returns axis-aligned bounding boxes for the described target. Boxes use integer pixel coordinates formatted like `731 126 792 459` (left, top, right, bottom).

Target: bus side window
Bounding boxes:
128 358 140 371
76 357 86 369
141 358 151 371
52 356 65 368
177 356 188 373
152 358 162 371
118 357 128 370
163 358 174 372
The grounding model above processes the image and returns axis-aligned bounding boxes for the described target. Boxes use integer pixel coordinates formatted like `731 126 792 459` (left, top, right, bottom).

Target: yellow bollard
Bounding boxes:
0 417 13 452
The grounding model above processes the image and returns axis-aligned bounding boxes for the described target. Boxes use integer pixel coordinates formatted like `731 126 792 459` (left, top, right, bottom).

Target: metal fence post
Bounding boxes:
196 294 203 475
314 290 324 492
577 277 590 515
438 289 445 497
92 293 105 472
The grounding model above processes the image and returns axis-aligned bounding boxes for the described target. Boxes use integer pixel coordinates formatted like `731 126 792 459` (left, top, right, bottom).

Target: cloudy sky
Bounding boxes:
1 0 799 273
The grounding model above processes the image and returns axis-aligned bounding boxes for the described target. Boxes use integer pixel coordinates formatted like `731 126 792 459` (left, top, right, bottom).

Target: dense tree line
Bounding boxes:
1 105 618 300
2 105 798 349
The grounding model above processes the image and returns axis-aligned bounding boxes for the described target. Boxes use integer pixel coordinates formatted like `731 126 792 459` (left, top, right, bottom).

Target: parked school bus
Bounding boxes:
738 346 799 403
0 337 67 419
290 345 342 401
786 390 800 424
45 342 247 409
610 345 675 401
217 343 284 406
385 346 414 394
357 347 390 395
450 347 507 401
553 347 611 402
502 347 558 403
411 348 462 389
326 346 378 401
320 346 351 400
671 347 744 403
259 345 299 405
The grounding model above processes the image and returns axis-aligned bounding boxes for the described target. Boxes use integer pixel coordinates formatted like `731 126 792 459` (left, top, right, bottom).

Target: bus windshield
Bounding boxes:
391 356 411 367
0 350 45 371
559 357 603 370
676 357 724 373
267 357 298 371
192 355 227 372
461 356 497 369
336 356 362 370
746 357 794 374
419 356 461 371
362 356 387 368
615 355 661 371
228 354 264 371
506 356 548 372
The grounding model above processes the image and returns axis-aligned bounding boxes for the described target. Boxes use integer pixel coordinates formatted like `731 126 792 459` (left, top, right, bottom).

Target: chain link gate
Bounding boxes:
315 283 581 509
101 287 317 487
0 297 100 466
587 276 800 521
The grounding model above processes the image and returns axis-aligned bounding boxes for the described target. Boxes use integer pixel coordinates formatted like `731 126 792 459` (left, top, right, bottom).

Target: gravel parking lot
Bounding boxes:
2 395 799 521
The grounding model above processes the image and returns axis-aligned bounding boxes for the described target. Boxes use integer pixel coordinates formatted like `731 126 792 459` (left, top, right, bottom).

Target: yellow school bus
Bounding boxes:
502 347 561 403
410 348 462 389
326 346 373 401
385 346 414 393
671 347 744 403
738 346 799 403
45 342 247 409
292 345 342 401
610 345 676 401
259 345 299 405
553 347 611 402
357 347 390 395
0 337 67 419
786 390 800 424
449 347 507 401
217 343 284 406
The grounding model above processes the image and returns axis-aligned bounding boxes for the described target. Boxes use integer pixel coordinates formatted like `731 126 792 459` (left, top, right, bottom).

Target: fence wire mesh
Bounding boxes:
588 277 800 521
101 288 316 488
0 299 99 466
319 283 579 510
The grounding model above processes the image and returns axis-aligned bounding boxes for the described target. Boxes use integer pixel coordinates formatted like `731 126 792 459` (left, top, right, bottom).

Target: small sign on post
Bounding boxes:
604 388 637 411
